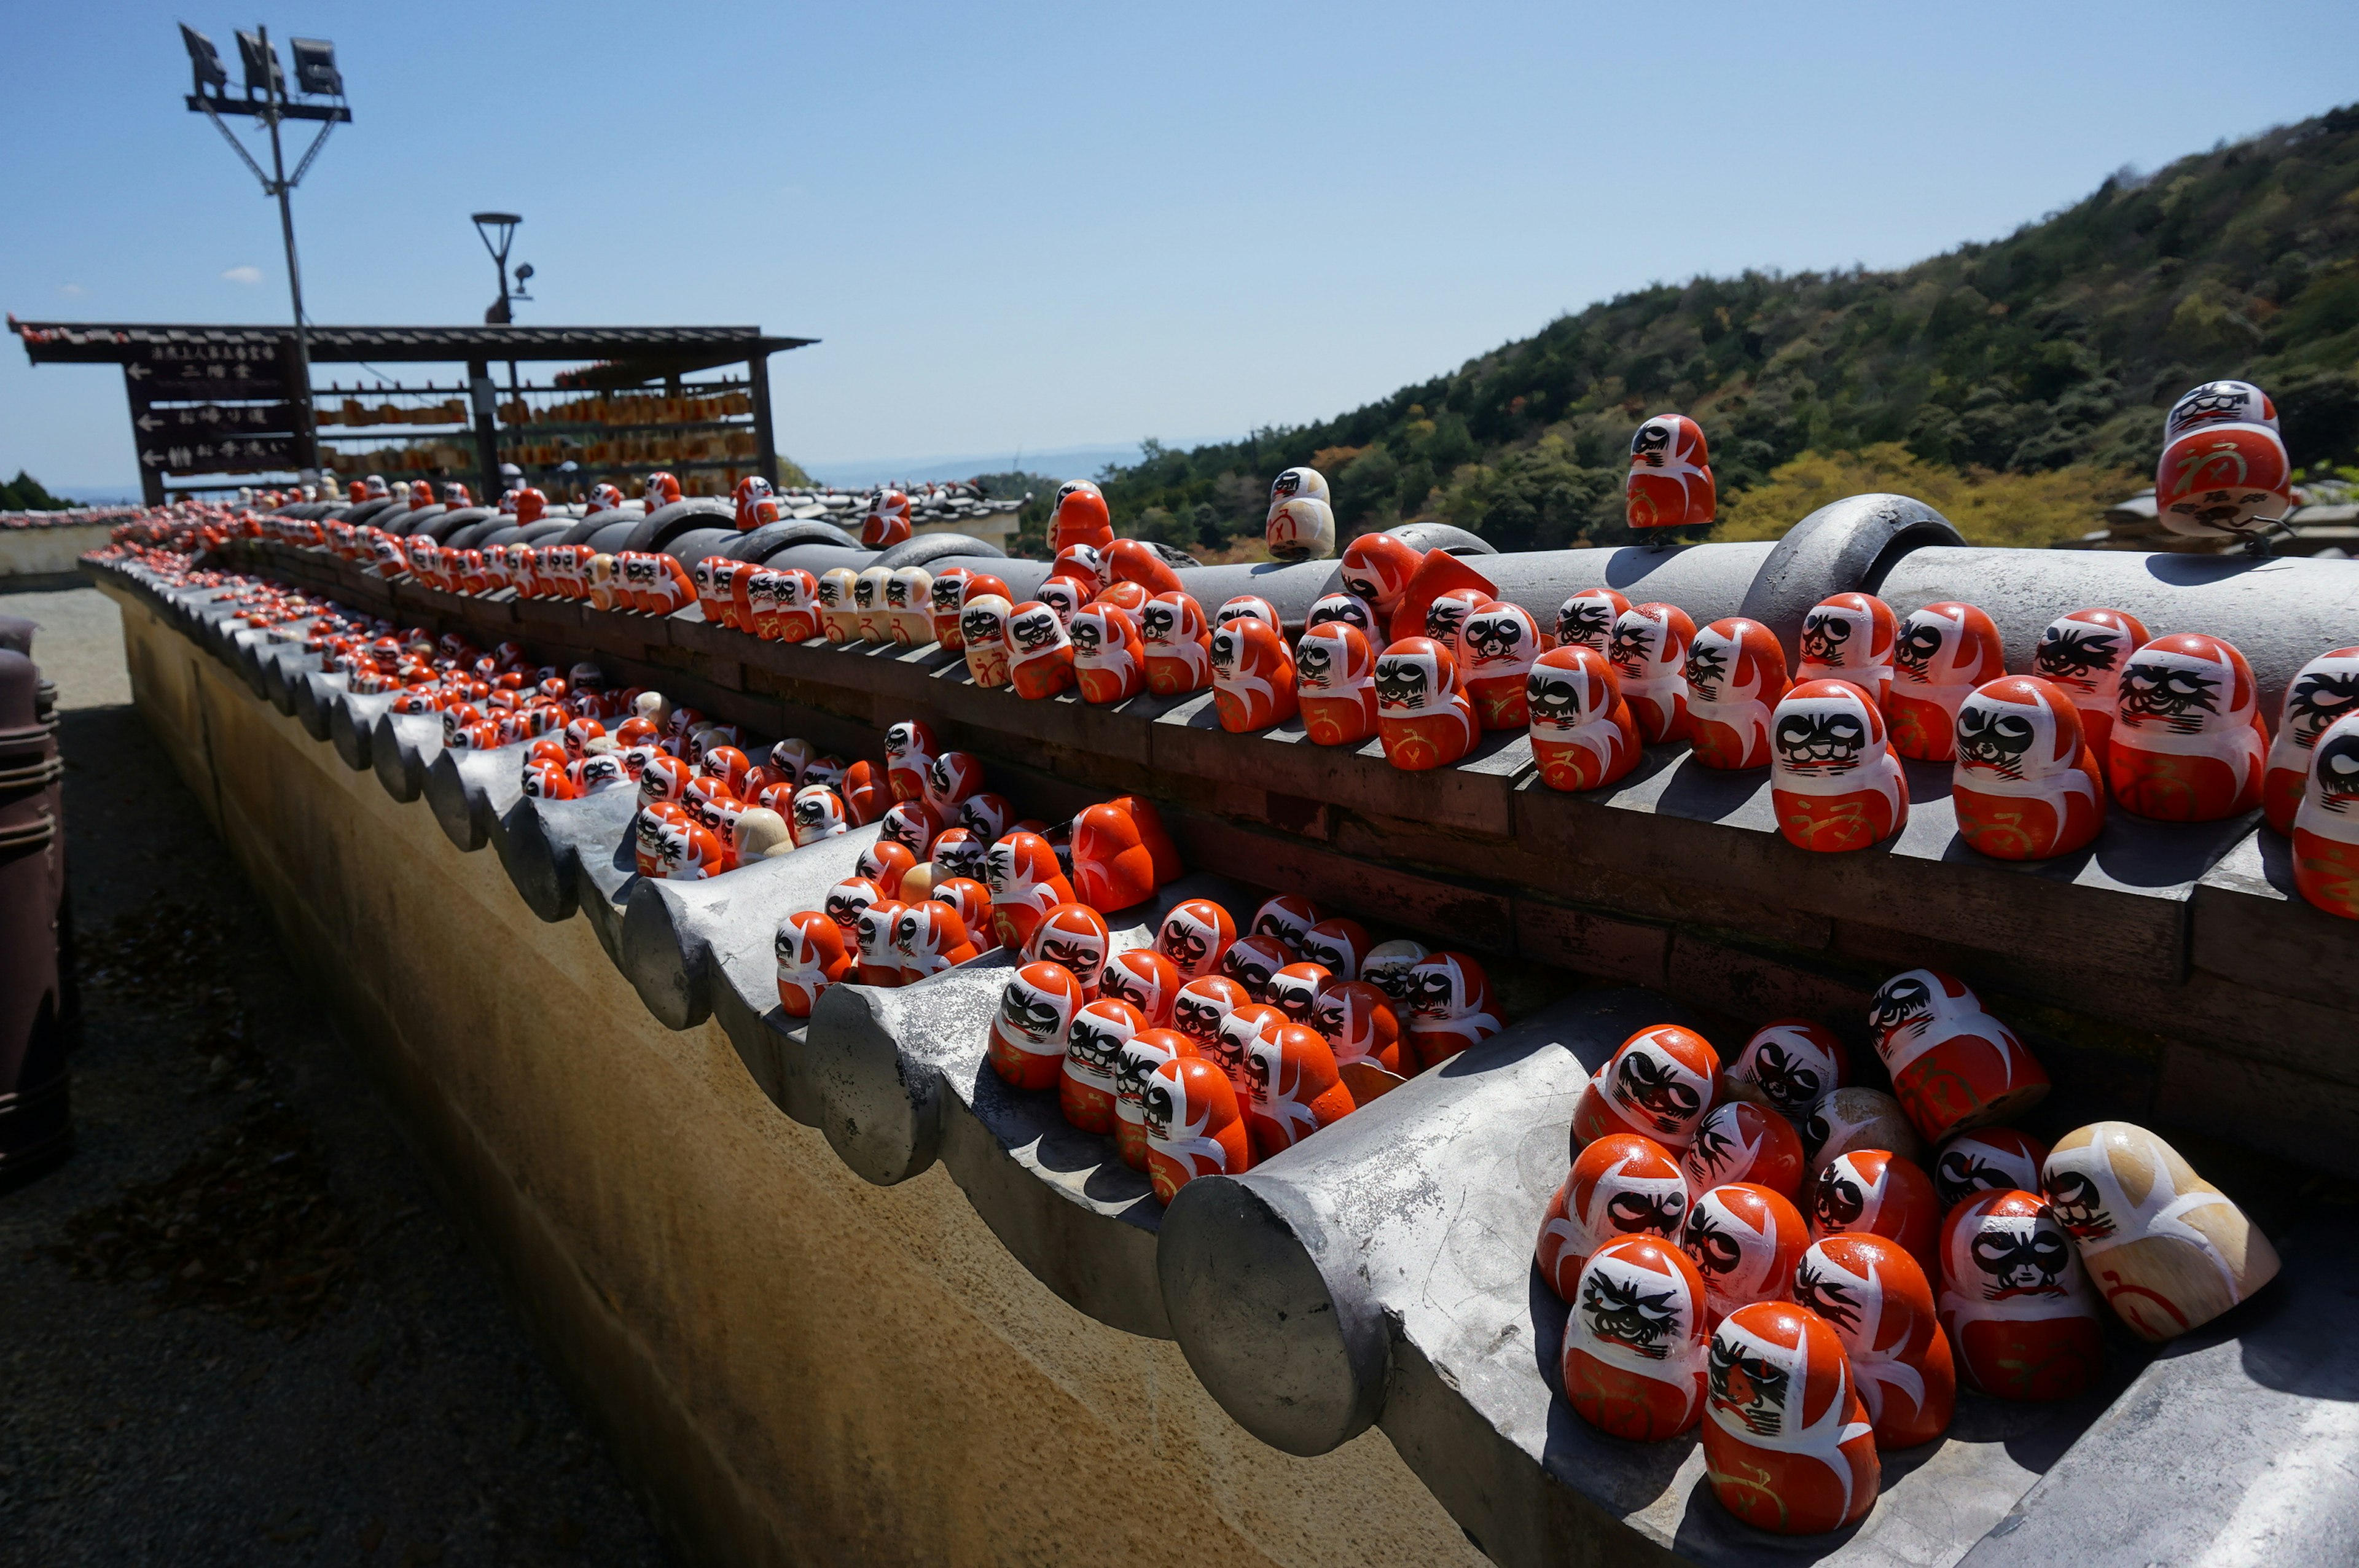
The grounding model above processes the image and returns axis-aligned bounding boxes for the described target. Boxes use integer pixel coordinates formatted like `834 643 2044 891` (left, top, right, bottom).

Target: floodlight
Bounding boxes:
181 24 229 93
514 263 533 283
289 37 341 96
235 29 283 98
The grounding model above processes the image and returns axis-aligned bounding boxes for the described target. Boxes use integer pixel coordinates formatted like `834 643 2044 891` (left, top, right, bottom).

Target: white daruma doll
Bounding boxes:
1266 495 1336 563
2109 632 2266 822
1937 1189 2105 1402
1702 1302 1880 1535
1528 646 1642 793
2263 647 2359 834
1562 1235 1711 1441
1795 1233 1955 1449
1536 1133 1689 1300
2041 1122 2279 1343
960 595 1014 688
2293 714 2359 919
1684 618 1788 770
2029 607 2148 758
1771 679 1907 852
1795 592 1899 709
1888 601 2005 763
1952 676 2106 860
1610 603 1696 744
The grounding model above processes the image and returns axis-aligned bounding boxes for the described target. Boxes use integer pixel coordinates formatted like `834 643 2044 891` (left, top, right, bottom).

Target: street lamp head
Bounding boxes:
289 37 342 97
180 25 229 93
514 263 534 283
235 29 283 99
471 211 522 227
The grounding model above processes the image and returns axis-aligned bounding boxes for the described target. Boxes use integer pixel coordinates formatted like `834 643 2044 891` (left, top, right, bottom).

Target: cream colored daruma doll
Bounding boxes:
1702 1301 1879 1535
853 564 895 643
1937 1189 2105 1402
2263 647 2359 834
1374 636 1480 770
1562 1235 1710 1440
1888 601 2005 763
1527 646 1642 793
1952 676 2106 860
2028 607 2148 759
2041 1122 2279 1343
2294 715 2359 919
2109 633 2266 822
1609 602 1696 744
1794 593 1899 709
1536 1133 1689 1300
1770 679 1907 852
817 567 860 643
959 595 1014 688
1684 618 1788 770
1795 1233 1955 1450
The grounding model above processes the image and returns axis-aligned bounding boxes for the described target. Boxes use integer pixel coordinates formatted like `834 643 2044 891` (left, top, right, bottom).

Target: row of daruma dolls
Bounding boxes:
978 894 1501 1205
1540 966 2279 1535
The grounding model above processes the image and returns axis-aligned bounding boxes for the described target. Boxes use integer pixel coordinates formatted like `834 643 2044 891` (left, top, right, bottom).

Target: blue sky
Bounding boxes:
6 0 2357 494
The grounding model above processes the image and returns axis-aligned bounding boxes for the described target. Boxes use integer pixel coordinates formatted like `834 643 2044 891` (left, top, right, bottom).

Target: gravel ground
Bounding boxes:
0 585 670 1568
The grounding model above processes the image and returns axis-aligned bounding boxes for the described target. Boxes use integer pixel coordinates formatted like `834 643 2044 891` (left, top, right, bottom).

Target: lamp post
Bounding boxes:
180 24 349 474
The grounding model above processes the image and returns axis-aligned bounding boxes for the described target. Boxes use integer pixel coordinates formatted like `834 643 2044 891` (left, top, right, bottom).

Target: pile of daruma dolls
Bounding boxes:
1543 967 2279 1535
764 719 1504 1205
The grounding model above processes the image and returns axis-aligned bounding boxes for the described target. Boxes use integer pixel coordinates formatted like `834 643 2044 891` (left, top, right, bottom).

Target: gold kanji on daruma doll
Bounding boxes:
1866 969 2049 1142
2041 1123 2279 1343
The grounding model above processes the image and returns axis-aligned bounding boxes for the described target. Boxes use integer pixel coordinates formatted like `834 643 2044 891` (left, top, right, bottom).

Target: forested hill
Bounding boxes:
1083 103 2359 555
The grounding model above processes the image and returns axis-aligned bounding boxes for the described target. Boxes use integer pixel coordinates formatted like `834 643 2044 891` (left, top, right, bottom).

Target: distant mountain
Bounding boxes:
804 442 1198 491
1095 103 2359 555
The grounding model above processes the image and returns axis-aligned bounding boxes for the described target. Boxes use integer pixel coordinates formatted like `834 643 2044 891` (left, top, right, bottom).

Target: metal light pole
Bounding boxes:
181 25 349 474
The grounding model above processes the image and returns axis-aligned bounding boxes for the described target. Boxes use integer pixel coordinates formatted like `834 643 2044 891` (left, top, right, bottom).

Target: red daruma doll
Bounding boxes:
2154 380 2292 540
2030 608 2148 759
1208 617 1298 732
1295 623 1380 746
1573 1025 1721 1154
1795 593 1899 709
1867 967 2048 1141
1683 1182 1809 1327
1953 676 2105 860
2110 633 2266 822
988 961 1087 1091
1005 602 1078 700
1536 1133 1690 1299
1340 532 1422 619
773 910 853 1017
1374 636 1480 770
1555 587 1631 658
1242 1023 1355 1158
1069 604 1147 704
1528 646 1642 792
1144 1056 1251 1202
2293 714 2359 919
1625 413 1716 530
1796 1235 1954 1449
1051 482 1116 552
1060 997 1147 1134
1703 1301 1880 1534
1140 593 1213 696
1610 603 1695 744
1562 1235 1711 1440
2263 647 2359 834
1888 602 2006 763
1114 1028 1193 1169
1684 618 1788 770
1771 679 1907 852
1458 603 1541 729
1936 1189 2105 1401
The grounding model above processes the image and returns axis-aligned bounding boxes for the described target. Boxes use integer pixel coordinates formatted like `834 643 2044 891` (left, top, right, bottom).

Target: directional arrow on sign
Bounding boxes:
125 364 151 380
136 412 163 432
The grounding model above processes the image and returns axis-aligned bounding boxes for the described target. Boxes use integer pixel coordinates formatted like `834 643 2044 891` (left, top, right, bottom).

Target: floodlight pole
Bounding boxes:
257 26 316 468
